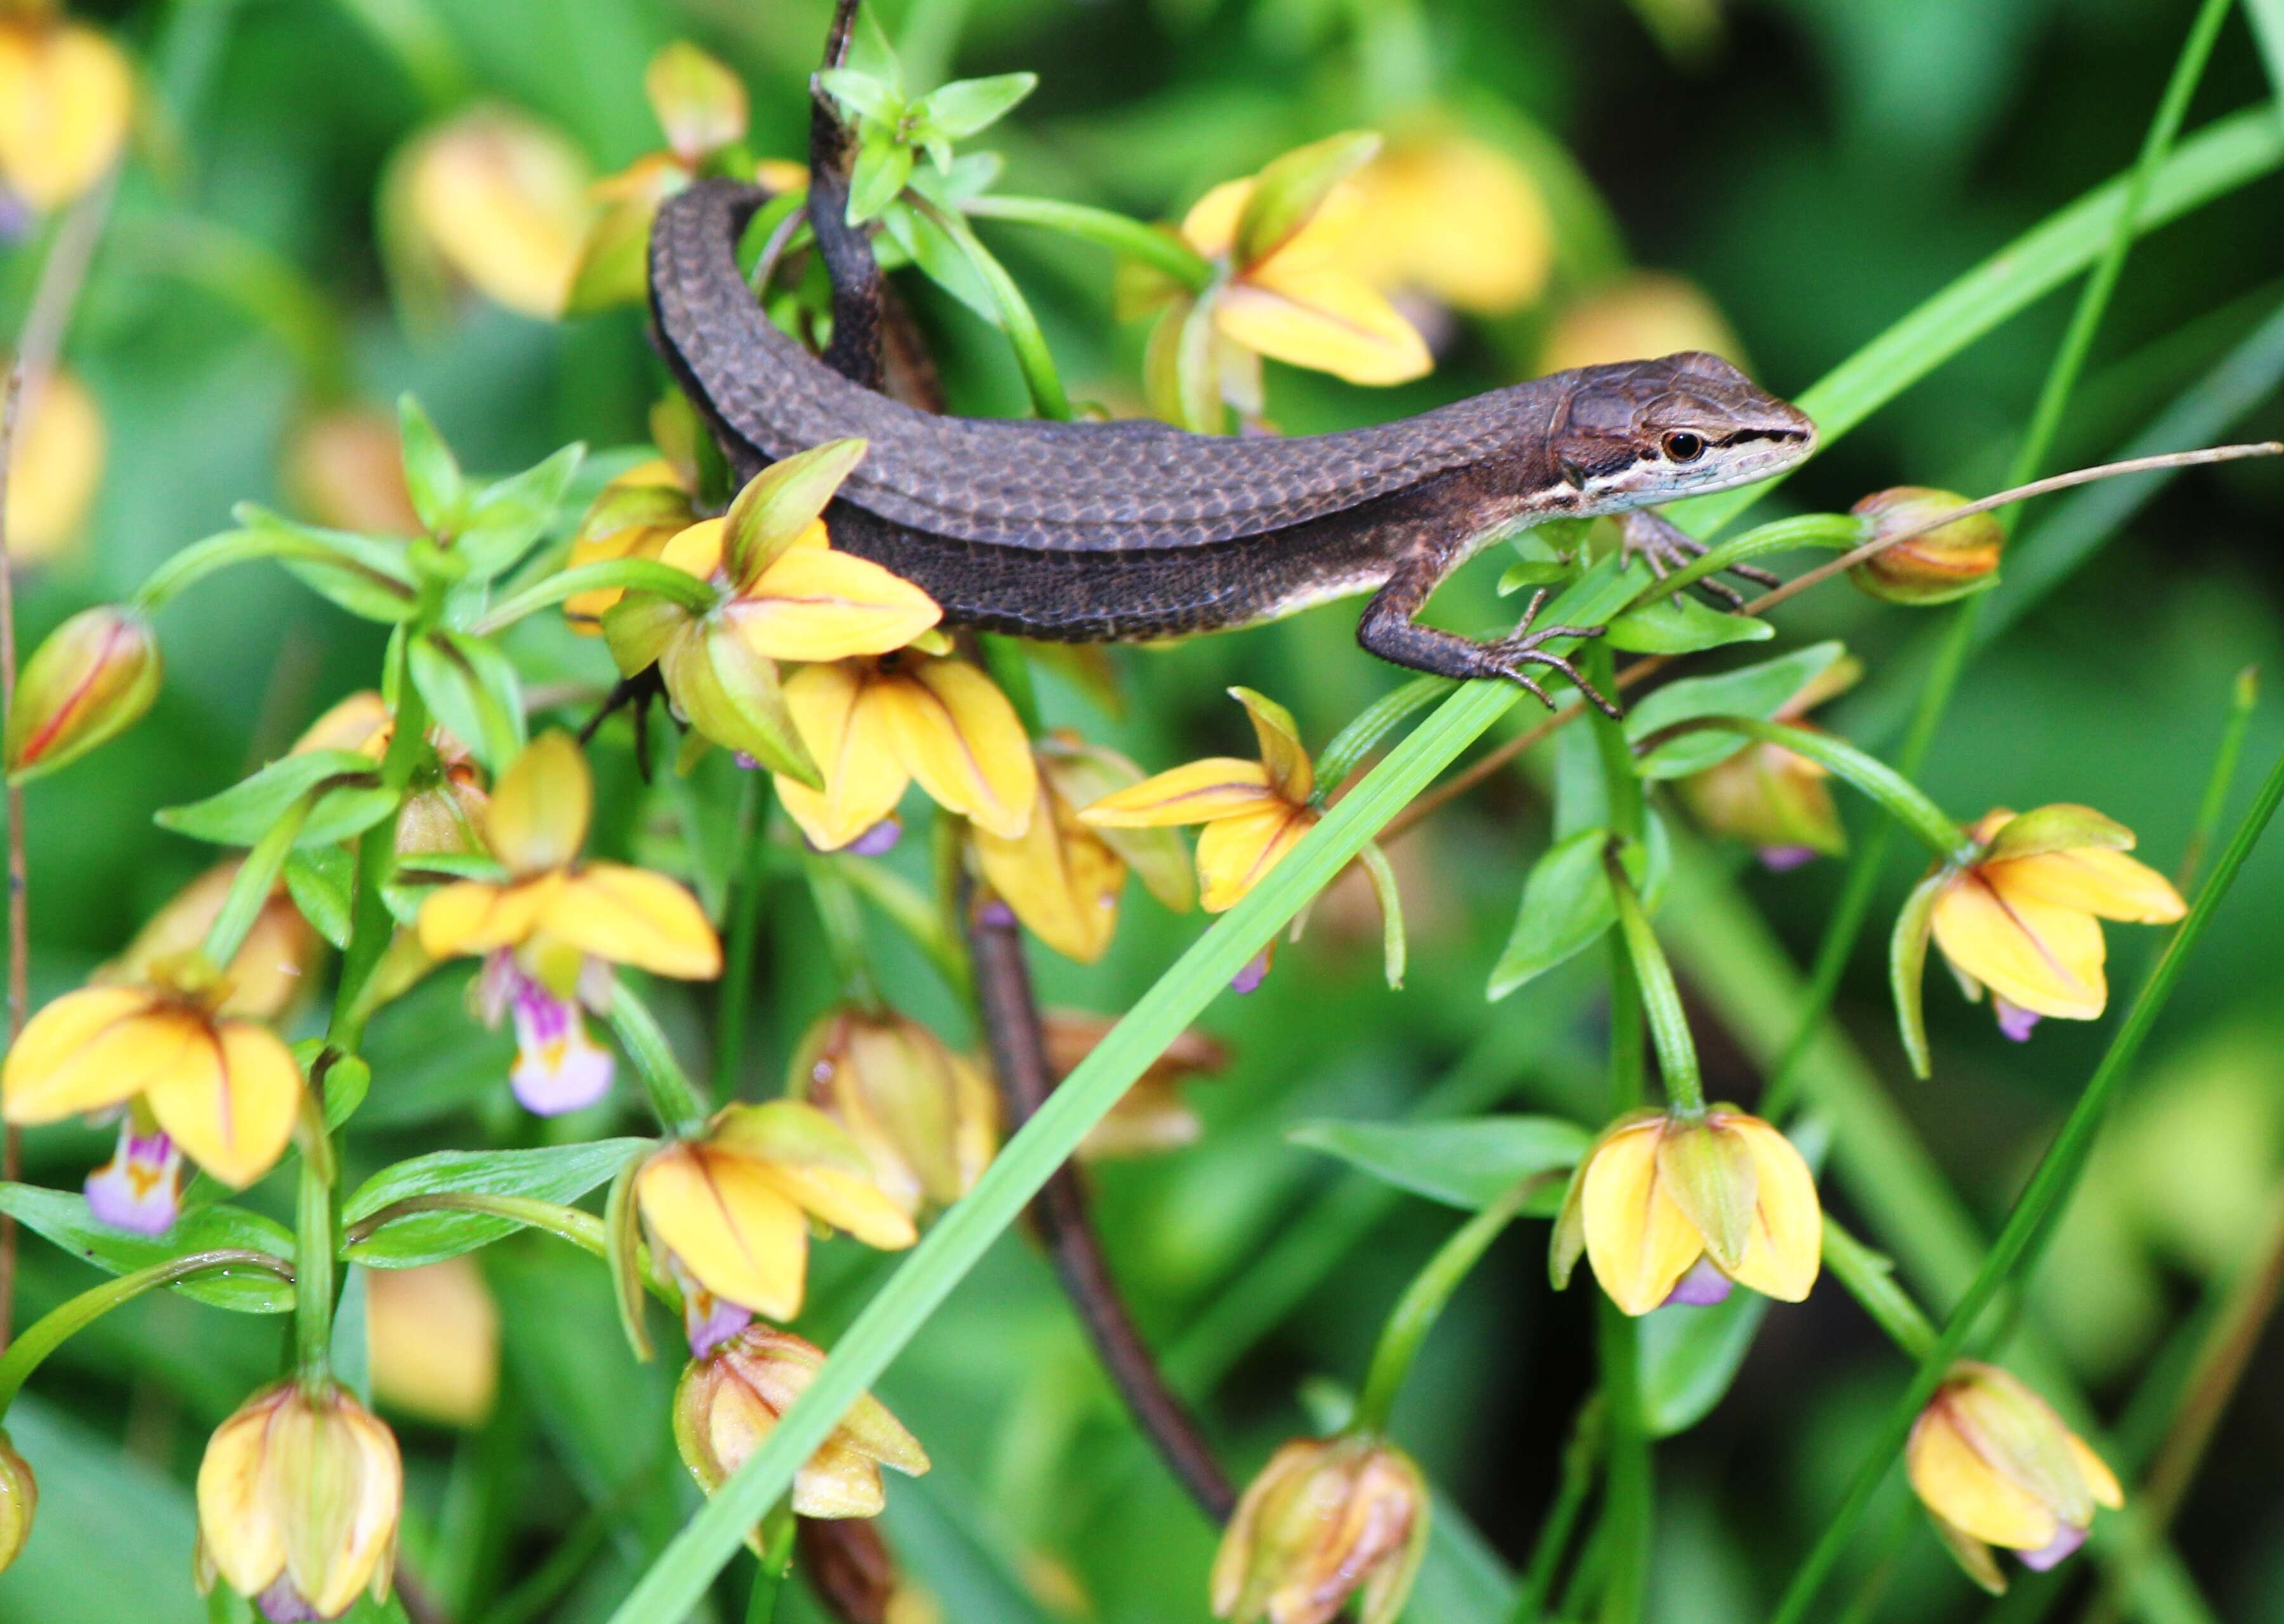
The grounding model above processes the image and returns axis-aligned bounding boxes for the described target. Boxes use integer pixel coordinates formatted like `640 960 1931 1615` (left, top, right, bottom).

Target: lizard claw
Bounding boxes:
1491 589 1623 719
1618 509 1780 606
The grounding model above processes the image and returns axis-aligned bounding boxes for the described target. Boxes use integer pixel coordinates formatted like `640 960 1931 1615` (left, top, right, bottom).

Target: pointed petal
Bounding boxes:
637 1146 808 1321
1230 686 1313 802
1179 178 1252 259
1988 847 2186 925
9 1002 211 1125
1076 757 1277 828
729 547 941 662
763 1164 918 1252
1931 873 2108 1021
146 1021 302 1188
197 1396 288 1600
1213 266 1432 386
1720 1115 1823 1302
781 664 908 849
2 986 163 1123
1578 1122 1703 1316
973 778 1127 964
790 1440 889 1519
1194 804 1313 912
416 877 557 959
875 660 1037 839
486 733 591 874
2068 1435 2123 1510
544 863 722 979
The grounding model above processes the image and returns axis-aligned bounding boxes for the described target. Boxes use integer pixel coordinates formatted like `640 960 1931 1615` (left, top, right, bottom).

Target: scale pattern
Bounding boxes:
649 179 1578 552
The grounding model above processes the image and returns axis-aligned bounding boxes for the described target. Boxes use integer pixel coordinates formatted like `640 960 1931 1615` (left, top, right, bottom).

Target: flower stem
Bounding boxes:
607 978 711 1136
907 193 1073 422
469 558 719 636
1820 1218 1939 1361
743 1503 798 1624
803 853 881 1010
1354 1174 1548 1435
198 796 313 970
0 1248 294 1415
295 1099 336 1382
715 773 770 1091
1605 858 1703 1116
961 194 1214 291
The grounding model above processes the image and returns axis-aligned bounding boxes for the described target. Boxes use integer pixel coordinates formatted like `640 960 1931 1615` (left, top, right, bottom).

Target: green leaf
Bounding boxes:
1497 559 1575 595
848 129 915 225
235 506 421 624
341 1140 648 1269
284 844 355 948
0 1183 295 1314
1487 828 1617 999
816 67 903 123
1626 641 1849 779
1287 1116 1591 1212
397 395 464 535
880 199 1001 325
155 750 397 848
914 72 1037 138
1603 594 1775 654
454 443 584 581
407 630 527 774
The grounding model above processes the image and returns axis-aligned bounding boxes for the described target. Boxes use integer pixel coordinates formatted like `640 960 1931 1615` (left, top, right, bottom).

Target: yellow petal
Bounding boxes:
197 1396 288 1601
973 779 1127 964
1578 1122 1703 1316
1179 178 1252 259
1931 873 2108 1021
638 1145 809 1320
1077 758 1277 828
1194 804 1313 913
2068 1434 2123 1510
2 985 161 1122
1341 138 1551 316
146 1020 302 1188
1230 687 1314 803
331 1404 405 1609
729 547 943 662
780 662 907 849
761 1164 918 1252
416 876 558 959
543 863 722 979
487 733 591 875
791 1439 889 1519
0 23 133 211
405 107 592 319
4 995 209 1125
1718 1115 1822 1302
1213 265 1433 386
1907 1406 2059 1551
658 516 728 580
874 660 1038 839
1986 847 2186 925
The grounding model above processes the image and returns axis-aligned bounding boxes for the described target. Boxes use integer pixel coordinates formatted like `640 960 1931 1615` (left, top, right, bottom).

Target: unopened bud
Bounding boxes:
5 603 160 781
1211 1435 1429 1624
0 1430 35 1573
1849 487 2002 606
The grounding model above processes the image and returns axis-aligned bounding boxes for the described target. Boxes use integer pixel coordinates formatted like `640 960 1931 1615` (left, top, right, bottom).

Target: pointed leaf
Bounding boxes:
914 72 1037 139
455 443 584 582
816 67 903 123
407 631 527 775
156 750 397 848
397 395 464 535
1488 828 1617 999
1287 1116 1591 1211
0 1182 296 1313
284 845 355 949
341 1140 649 1268
1604 594 1775 654
1627 641 1849 779
237 507 421 624
847 129 914 225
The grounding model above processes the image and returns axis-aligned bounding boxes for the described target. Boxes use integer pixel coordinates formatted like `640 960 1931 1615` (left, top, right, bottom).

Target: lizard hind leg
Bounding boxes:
1356 556 1621 717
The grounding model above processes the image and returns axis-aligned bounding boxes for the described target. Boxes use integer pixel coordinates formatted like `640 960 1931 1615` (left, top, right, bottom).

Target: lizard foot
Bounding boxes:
1618 509 1780 608
1492 589 1622 719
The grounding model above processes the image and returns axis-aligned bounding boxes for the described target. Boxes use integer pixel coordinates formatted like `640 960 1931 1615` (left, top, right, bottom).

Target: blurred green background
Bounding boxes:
4 0 2284 1621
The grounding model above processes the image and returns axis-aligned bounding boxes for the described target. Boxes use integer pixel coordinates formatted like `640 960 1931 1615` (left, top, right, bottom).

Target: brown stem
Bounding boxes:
808 0 883 391
963 884 1238 1521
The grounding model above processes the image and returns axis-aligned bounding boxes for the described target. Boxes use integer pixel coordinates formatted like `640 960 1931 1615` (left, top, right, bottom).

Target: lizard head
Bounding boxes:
1546 351 1817 510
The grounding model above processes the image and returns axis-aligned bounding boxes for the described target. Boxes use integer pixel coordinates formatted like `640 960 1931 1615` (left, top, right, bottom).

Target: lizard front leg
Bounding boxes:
1356 546 1620 717
1617 508 1780 606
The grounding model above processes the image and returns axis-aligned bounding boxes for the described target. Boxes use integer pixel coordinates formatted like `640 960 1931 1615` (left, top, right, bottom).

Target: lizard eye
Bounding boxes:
1662 431 1705 463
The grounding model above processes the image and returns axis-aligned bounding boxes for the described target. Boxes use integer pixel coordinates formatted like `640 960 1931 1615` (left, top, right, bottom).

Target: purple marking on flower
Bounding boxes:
1661 1257 1735 1308
980 900 1016 928
509 977 614 1115
844 818 902 857
1230 950 1271 995
733 751 764 771
685 1292 755 1359
254 1576 324 1622
0 190 30 247
1758 845 1820 873
1993 997 2042 1043
2017 1522 2087 1572
84 1123 183 1236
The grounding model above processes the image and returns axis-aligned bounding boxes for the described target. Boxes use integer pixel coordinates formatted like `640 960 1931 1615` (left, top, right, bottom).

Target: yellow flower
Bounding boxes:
792 1008 997 1217
1337 131 1551 317
99 860 322 1025
1538 272 1742 376
1550 1106 1821 1316
562 457 699 631
282 406 422 538
1907 1362 2122 1593
674 1325 928 1526
1211 1435 1429 1624
636 1100 917 1330
416 732 720 1114
0 1429 31 1576
196 1380 402 1620
1913 806 2185 1037
1080 686 1318 913
390 105 593 320
776 651 1037 849
0 14 131 210
366 1257 501 1429
1135 133 1431 430
291 691 489 860
0 363 103 564
2 968 303 1189
972 746 1129 963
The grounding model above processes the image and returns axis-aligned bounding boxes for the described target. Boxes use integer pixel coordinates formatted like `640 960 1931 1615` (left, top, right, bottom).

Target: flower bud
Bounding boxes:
793 1009 997 1215
0 1429 34 1575
390 106 592 320
1849 487 2002 605
195 1380 403 1620
1211 1435 1429 1624
674 1325 929 1527
5 604 161 782
1907 1362 2122 1593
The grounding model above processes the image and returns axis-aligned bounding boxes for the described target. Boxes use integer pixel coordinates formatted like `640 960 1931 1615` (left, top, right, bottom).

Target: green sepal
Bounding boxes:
1652 1117 1756 1273
155 750 397 849
723 438 867 584
1234 130 1379 268
340 1140 649 1269
604 1148 657 1363
1889 869 1950 1078
1983 803 2134 863
661 621 821 788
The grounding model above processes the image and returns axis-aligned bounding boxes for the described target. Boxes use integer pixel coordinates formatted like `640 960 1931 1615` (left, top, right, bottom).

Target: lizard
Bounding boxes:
647 175 1818 713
